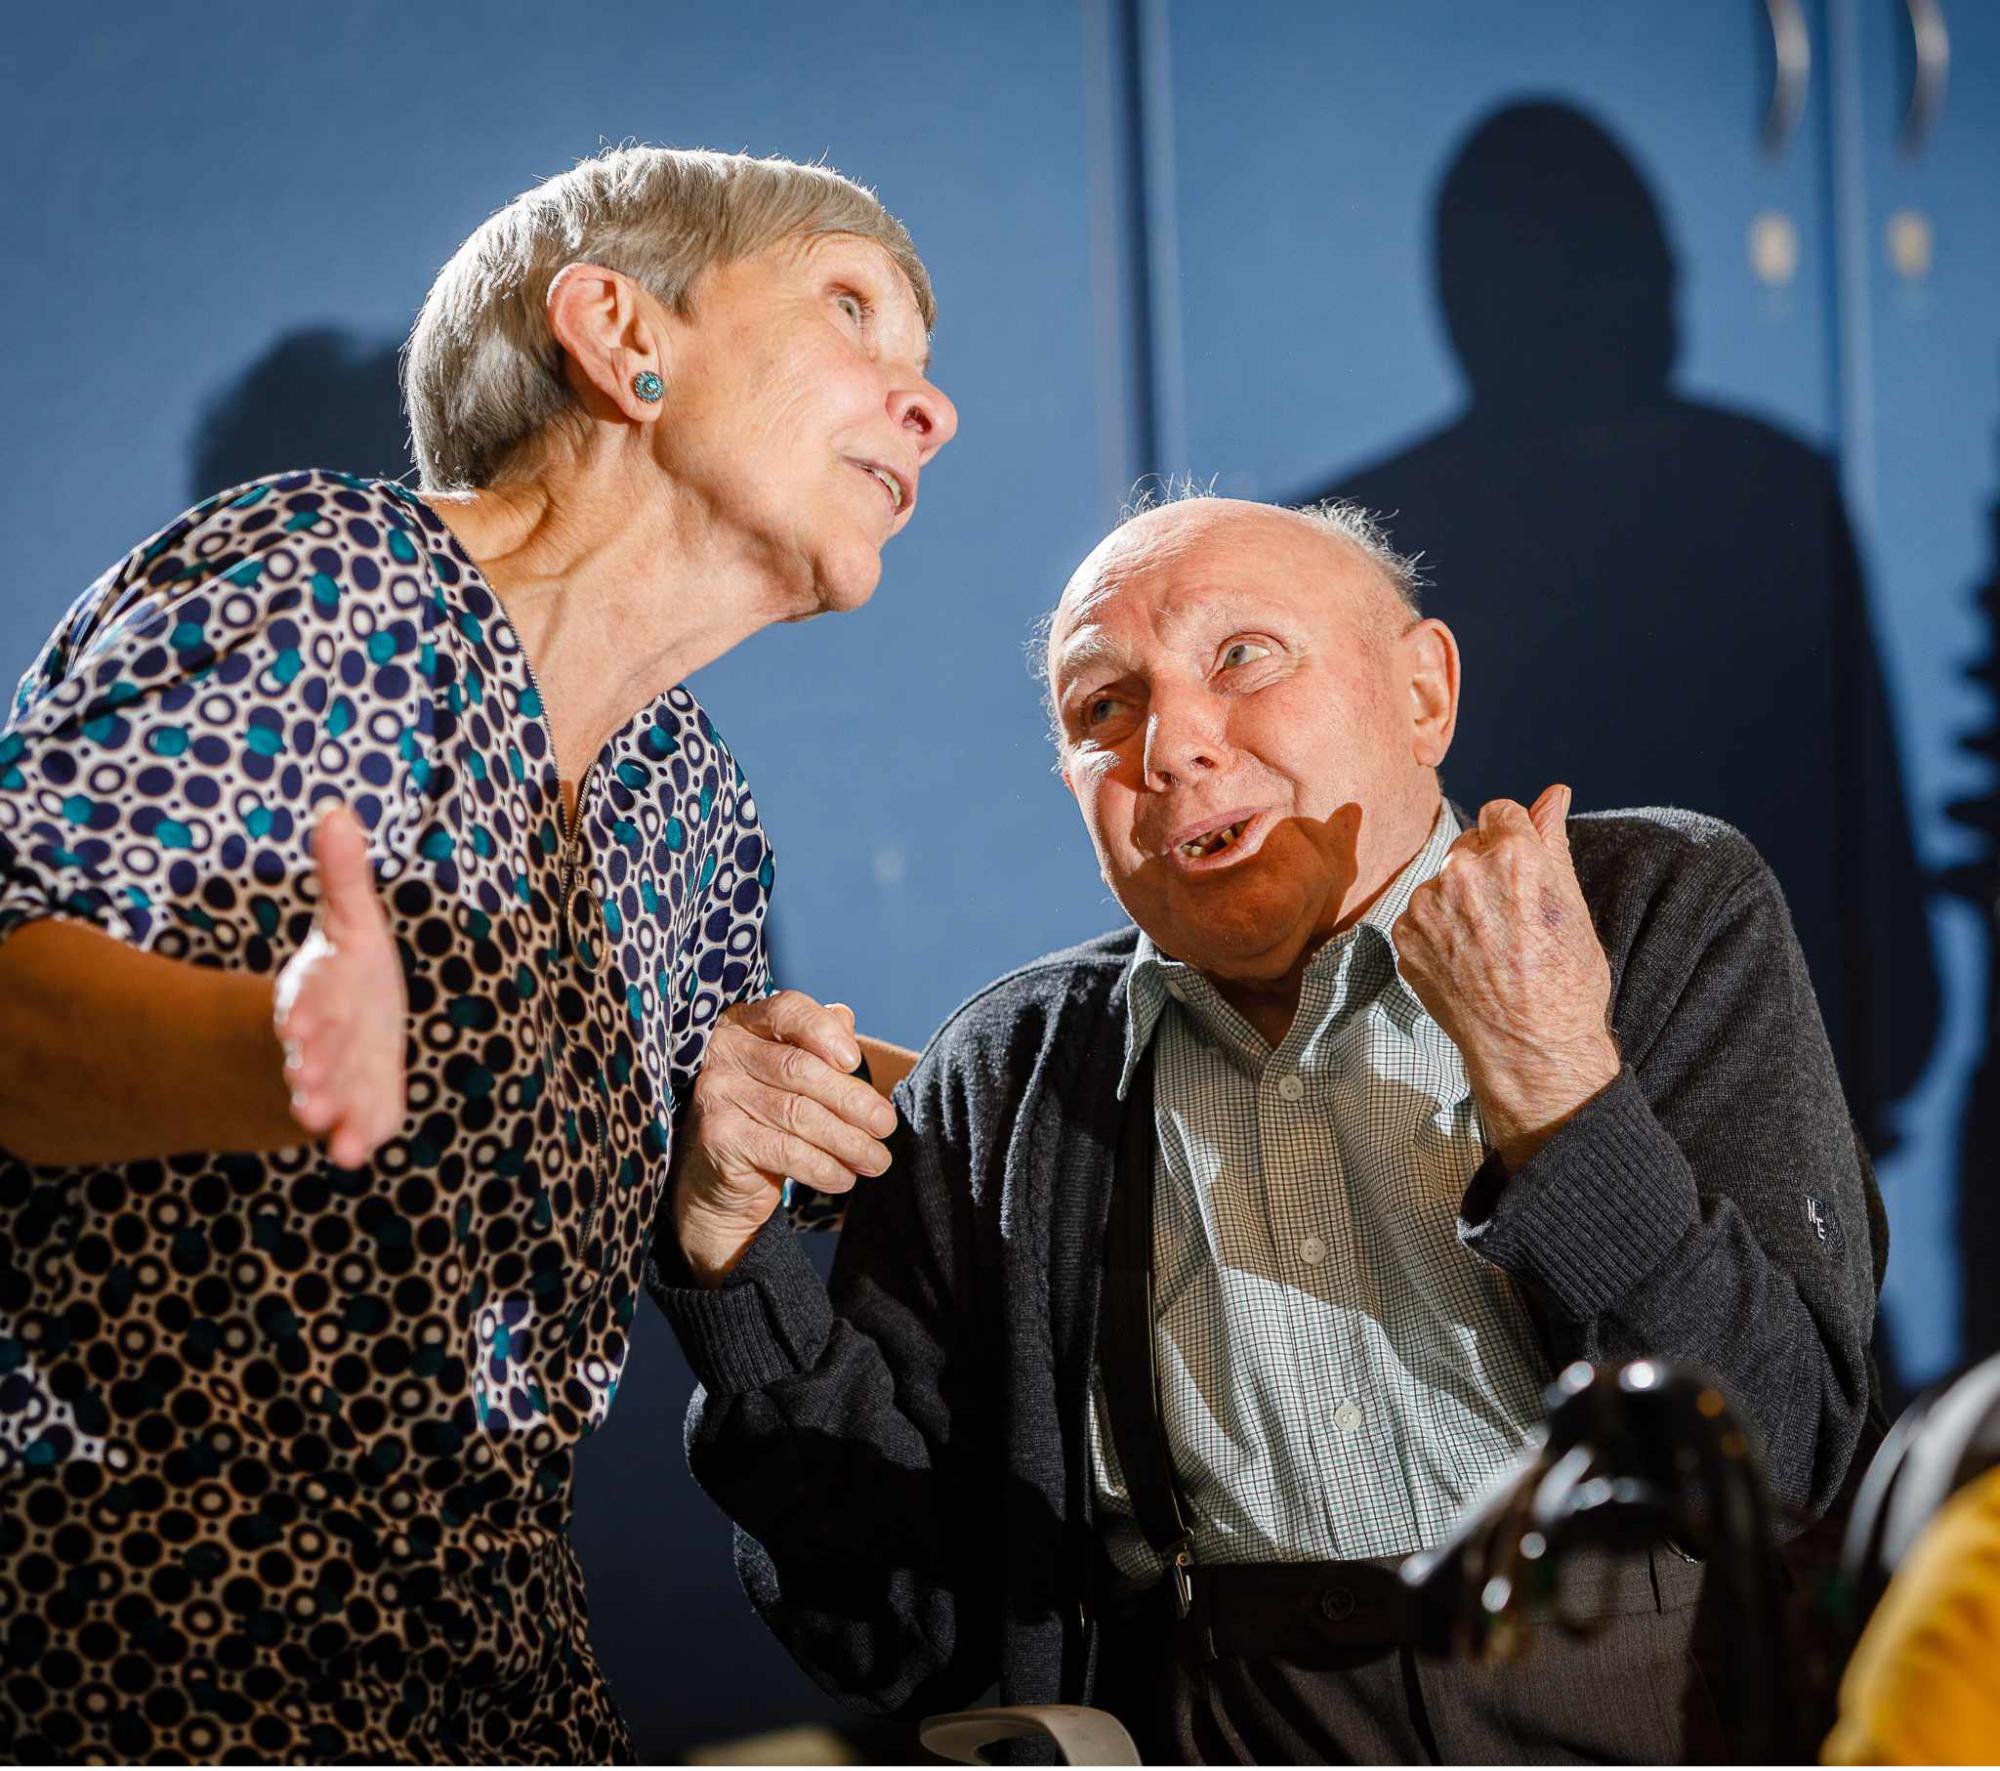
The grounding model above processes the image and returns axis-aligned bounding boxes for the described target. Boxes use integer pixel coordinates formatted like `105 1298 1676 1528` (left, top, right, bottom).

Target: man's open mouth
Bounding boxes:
1177 817 1250 860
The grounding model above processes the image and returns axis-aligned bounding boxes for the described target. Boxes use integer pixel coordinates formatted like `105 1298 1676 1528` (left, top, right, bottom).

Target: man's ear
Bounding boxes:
545 262 670 423
1403 617 1459 768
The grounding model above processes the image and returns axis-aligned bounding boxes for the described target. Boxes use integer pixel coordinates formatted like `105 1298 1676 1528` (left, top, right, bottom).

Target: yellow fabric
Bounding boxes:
1825 1465 2000 1765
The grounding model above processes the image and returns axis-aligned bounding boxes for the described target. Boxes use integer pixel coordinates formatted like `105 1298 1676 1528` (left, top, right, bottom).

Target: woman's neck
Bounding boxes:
422 450 795 789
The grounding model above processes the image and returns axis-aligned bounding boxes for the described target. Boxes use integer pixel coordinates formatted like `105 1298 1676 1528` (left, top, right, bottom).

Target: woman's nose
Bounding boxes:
893 377 959 462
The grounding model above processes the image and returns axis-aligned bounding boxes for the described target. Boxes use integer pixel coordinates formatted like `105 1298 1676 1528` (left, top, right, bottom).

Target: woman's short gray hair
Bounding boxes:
404 145 935 490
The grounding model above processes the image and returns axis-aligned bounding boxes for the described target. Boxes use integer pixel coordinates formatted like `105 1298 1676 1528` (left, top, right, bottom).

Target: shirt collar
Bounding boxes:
1116 800 1459 1097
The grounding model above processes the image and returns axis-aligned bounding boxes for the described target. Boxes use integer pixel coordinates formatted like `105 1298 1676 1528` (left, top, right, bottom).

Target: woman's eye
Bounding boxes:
1219 640 1273 670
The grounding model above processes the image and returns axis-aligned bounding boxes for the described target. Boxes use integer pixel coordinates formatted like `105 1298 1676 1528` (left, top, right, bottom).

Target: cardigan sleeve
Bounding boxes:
1458 842 1876 1527
650 1045 1006 1718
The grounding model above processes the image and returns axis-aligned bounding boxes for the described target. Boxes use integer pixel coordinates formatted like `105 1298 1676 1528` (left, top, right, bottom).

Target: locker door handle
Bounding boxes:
1901 0 1950 157
1762 0 1811 156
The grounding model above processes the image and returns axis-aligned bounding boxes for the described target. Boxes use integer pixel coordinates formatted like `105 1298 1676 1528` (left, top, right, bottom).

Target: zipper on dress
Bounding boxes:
514 644 591 906
512 642 608 1255
422 505 609 1259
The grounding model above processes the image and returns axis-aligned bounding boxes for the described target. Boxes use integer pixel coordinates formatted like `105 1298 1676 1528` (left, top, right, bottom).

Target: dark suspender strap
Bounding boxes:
1099 1042 1196 1592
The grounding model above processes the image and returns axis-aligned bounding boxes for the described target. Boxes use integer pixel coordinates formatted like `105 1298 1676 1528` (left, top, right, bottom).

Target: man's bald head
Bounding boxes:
1044 496 1422 711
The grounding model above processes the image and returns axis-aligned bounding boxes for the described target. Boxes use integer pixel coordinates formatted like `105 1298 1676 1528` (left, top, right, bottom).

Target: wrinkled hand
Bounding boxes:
1392 785 1620 1170
671 991 897 1284
271 803 408 1167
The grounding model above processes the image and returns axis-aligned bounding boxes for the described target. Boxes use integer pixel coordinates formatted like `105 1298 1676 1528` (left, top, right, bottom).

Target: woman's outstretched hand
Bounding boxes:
273 803 407 1167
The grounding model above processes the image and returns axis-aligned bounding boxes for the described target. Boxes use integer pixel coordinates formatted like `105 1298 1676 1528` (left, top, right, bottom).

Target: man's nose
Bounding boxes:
1142 692 1228 788
892 375 958 464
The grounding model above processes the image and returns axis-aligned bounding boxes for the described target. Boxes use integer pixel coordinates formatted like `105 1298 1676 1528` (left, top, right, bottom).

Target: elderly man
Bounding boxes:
652 497 1878 1762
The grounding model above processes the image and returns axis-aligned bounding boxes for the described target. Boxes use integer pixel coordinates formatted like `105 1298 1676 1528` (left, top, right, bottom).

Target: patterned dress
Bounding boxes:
0 471 774 1761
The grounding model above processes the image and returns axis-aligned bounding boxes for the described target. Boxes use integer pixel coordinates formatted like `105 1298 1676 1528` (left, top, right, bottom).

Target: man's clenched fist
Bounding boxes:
1392 784 1620 1172
671 990 898 1284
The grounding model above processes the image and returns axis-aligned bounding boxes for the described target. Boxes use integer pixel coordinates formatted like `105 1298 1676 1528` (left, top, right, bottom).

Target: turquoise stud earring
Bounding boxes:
631 371 663 403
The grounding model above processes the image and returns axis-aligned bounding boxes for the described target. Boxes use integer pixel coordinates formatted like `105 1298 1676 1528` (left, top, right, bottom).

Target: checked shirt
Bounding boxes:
1088 804 1551 1580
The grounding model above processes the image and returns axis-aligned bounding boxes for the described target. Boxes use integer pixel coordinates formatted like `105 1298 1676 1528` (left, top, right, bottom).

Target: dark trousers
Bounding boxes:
1095 1549 1724 1765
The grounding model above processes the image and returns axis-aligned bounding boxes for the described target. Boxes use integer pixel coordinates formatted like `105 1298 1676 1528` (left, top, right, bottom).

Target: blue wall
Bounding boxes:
3 1 1994 1755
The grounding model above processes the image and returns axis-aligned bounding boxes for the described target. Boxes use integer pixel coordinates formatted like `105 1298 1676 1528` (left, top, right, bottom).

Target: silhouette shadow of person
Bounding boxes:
1944 395 1998 1363
189 326 413 499
1301 100 1938 1161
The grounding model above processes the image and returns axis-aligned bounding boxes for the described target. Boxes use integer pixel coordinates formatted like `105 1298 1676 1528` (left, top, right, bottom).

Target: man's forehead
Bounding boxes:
1055 581 1267 653
1049 507 1350 676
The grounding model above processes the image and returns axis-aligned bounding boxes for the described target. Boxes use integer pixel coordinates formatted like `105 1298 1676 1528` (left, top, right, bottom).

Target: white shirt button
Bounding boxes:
1276 1072 1305 1102
1165 979 1187 1002
1334 1402 1364 1431
1298 1234 1327 1267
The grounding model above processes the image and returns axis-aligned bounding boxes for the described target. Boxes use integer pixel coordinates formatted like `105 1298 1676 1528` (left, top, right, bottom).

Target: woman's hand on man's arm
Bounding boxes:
670 991 898 1286
0 803 406 1168
857 1035 919 1100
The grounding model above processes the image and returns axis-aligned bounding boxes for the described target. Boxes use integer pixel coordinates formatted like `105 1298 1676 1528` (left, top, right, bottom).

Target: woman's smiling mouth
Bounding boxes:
848 457 907 514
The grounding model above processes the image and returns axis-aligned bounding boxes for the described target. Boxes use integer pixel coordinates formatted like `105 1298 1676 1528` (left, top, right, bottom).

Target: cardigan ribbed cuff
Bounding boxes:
653 1215 836 1396
1459 1066 1702 1319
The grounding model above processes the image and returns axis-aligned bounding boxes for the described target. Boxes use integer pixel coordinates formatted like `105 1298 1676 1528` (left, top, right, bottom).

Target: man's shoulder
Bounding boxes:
1569 806 1768 889
913 927 1139 1072
935 925 1140 1028
1568 806 1788 973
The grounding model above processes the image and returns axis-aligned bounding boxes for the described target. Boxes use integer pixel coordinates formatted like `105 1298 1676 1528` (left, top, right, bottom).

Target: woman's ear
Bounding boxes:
545 263 669 422
1403 616 1460 768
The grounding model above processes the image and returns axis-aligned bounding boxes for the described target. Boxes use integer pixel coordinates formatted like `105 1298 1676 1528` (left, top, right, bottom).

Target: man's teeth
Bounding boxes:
1180 819 1247 859
867 465 903 510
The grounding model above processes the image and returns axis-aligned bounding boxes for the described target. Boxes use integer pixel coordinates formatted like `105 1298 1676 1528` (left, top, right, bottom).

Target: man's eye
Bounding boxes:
1084 695 1125 727
1219 640 1273 670
834 290 867 325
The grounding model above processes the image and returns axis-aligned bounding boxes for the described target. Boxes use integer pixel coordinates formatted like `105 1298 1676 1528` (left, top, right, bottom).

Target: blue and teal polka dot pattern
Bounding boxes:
0 471 772 1762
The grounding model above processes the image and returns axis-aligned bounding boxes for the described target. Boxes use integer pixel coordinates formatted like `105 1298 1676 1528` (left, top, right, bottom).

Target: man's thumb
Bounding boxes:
1528 783 1574 853
312 803 377 925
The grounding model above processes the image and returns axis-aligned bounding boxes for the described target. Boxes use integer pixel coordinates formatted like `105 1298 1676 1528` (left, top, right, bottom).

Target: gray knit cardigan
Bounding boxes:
653 809 1880 1722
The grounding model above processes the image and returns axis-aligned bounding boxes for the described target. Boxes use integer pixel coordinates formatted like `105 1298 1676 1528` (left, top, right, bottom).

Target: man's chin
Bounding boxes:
1133 893 1316 982
1172 934 1315 988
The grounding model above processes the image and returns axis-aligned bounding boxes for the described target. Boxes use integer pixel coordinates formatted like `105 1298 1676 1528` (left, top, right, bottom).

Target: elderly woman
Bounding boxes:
0 146 954 1761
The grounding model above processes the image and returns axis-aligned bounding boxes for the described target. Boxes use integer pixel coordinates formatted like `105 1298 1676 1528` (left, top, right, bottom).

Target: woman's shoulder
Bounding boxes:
131 469 442 588
627 686 762 830
42 472 456 686
12 470 473 748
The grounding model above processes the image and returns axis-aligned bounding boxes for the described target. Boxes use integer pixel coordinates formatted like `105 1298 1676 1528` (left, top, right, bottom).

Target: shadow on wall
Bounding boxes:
1944 389 1999 1365
1300 102 1940 1178
190 327 413 499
